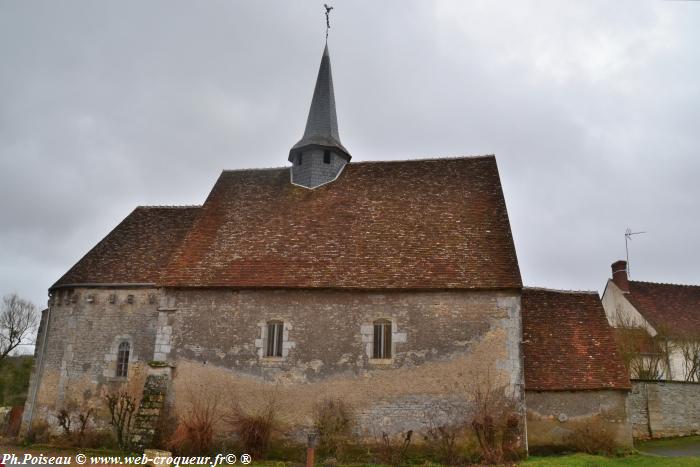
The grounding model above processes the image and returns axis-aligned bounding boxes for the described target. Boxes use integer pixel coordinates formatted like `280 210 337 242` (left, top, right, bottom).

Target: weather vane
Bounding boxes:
324 4 333 41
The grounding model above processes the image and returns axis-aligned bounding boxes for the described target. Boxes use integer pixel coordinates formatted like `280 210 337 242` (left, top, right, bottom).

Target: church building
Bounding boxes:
23 40 531 448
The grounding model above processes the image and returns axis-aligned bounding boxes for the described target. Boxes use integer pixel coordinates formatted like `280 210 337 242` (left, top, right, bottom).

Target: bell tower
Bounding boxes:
289 43 351 189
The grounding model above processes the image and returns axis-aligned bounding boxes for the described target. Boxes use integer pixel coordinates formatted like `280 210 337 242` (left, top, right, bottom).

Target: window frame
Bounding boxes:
372 319 392 360
116 341 130 378
323 150 331 164
265 320 284 358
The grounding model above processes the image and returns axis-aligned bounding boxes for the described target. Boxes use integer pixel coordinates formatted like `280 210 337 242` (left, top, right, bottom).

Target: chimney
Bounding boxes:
611 260 629 293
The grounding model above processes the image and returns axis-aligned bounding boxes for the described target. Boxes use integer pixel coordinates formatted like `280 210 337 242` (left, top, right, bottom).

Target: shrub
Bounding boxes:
229 410 275 458
375 430 413 467
105 391 138 450
26 418 50 444
55 404 94 447
468 381 522 464
79 429 118 449
167 396 219 456
564 419 617 455
226 392 278 459
424 422 464 465
313 398 355 459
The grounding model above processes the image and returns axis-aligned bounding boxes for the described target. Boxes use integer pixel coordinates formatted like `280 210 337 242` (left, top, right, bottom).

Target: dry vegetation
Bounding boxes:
313 397 355 459
167 394 219 455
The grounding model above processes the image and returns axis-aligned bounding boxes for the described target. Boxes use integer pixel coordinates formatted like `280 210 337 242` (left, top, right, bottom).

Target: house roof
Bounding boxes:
161 156 522 289
522 288 630 391
52 206 201 288
625 281 700 339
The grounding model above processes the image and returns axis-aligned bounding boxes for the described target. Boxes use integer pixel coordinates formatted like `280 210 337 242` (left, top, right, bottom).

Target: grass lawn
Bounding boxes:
4 444 700 466
249 452 700 466
523 452 700 466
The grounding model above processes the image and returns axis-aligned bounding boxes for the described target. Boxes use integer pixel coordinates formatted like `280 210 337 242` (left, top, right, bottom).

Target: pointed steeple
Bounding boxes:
289 44 351 163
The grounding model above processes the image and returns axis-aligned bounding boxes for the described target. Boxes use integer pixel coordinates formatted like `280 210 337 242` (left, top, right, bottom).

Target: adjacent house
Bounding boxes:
522 288 632 449
602 260 700 382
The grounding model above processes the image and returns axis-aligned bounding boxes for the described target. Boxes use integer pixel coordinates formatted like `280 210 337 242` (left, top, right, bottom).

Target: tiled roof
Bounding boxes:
161 156 522 289
52 206 200 288
626 281 700 339
522 288 630 391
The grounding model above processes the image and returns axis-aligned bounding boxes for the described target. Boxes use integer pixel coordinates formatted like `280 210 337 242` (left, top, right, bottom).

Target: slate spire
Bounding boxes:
289 44 351 162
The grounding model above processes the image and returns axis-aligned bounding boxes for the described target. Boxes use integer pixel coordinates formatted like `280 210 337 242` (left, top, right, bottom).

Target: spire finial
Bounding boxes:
324 4 333 41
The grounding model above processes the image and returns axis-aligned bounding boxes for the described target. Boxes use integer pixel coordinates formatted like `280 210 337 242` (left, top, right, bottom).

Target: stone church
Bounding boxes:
23 41 626 449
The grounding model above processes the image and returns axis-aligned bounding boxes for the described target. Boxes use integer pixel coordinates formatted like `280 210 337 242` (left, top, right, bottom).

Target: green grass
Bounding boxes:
247 452 700 467
5 442 700 466
523 452 700 466
636 435 700 450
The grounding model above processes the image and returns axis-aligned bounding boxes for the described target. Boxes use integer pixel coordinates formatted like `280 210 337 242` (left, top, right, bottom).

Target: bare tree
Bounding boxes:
612 307 669 380
0 293 38 360
674 339 700 382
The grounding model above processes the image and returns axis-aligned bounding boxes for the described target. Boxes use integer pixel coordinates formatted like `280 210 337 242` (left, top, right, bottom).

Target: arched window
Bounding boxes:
116 341 130 377
373 319 392 359
266 321 284 357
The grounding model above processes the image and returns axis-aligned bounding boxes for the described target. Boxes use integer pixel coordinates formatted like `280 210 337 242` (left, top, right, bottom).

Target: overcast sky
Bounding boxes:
1 0 699 313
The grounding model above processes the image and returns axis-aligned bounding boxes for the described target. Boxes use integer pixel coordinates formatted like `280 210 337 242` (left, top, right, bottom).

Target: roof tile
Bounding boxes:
522 288 630 391
626 281 700 339
161 156 522 289
53 206 200 288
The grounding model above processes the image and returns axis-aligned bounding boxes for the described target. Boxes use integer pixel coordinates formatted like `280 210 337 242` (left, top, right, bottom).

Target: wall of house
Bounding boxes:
601 281 656 336
668 344 698 382
163 288 523 440
602 283 697 383
525 390 632 450
21 287 159 433
628 380 700 439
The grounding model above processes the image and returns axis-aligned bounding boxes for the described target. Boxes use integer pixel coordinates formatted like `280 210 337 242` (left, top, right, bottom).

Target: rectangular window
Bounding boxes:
116 342 130 377
323 150 331 164
298 153 303 165
266 321 284 357
373 320 392 359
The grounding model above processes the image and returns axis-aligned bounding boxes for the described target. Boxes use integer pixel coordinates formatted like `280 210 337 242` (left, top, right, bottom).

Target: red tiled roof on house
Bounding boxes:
625 281 700 339
53 206 201 288
161 156 522 289
522 288 630 391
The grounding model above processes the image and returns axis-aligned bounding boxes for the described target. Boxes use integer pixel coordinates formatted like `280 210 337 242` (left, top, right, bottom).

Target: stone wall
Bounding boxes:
131 368 171 451
525 390 632 450
22 287 159 433
166 288 523 440
22 286 524 444
629 380 700 439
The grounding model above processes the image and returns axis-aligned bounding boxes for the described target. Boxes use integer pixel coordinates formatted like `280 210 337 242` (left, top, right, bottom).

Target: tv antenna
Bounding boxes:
625 228 646 278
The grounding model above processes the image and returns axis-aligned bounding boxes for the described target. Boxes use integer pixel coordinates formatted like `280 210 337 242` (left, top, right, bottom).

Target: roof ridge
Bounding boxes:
351 154 496 165
220 155 496 174
524 286 599 295
136 205 202 209
630 280 700 289
221 166 287 173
